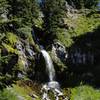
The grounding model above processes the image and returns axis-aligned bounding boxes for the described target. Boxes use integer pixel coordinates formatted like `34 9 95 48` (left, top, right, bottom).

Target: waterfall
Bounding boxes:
31 29 66 99
41 50 55 81
41 50 65 100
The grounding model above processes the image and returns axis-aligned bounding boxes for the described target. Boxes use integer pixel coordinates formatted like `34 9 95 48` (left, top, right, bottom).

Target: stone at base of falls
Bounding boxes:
41 81 67 100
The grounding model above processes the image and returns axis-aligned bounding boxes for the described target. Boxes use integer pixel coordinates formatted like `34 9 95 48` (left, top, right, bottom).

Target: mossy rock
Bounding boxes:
2 43 18 54
6 32 18 46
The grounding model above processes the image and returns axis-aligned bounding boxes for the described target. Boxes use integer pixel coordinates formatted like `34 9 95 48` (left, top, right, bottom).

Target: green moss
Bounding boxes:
71 85 100 100
2 43 18 54
17 60 25 71
6 32 18 46
27 33 35 45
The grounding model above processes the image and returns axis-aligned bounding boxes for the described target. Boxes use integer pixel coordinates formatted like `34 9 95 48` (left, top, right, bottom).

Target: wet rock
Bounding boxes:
16 41 28 70
15 40 36 79
52 42 68 62
41 81 67 100
17 72 25 79
25 43 36 57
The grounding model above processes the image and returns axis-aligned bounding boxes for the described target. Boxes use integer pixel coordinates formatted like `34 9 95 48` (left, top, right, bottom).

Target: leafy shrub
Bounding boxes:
17 26 34 45
0 88 17 100
6 32 18 46
71 85 100 100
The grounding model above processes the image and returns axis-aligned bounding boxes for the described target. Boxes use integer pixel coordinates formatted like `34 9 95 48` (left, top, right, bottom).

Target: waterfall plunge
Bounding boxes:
41 50 64 100
41 50 55 81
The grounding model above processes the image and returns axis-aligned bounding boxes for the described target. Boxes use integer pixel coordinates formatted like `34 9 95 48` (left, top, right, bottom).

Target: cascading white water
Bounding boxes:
31 27 67 99
41 50 55 81
41 50 65 100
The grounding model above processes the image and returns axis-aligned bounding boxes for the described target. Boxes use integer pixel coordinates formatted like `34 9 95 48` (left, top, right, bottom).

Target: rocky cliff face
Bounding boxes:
0 31 39 87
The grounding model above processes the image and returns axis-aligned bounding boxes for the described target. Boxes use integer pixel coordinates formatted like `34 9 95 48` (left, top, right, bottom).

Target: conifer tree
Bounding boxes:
43 0 67 41
0 0 10 32
8 0 40 27
66 0 99 9
84 0 99 9
0 0 8 14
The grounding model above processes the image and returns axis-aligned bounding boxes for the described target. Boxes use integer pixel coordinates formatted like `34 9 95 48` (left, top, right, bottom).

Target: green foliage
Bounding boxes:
84 0 99 9
0 55 12 64
8 81 41 100
16 60 25 72
0 32 18 82
12 84 32 100
8 0 41 27
0 80 42 100
17 26 34 45
0 33 5 42
0 88 17 100
0 74 13 88
56 28 73 47
67 0 99 9
0 0 9 15
6 32 18 45
2 43 18 53
68 13 100 37
71 85 100 100
53 11 100 48
0 0 10 32
43 0 67 40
